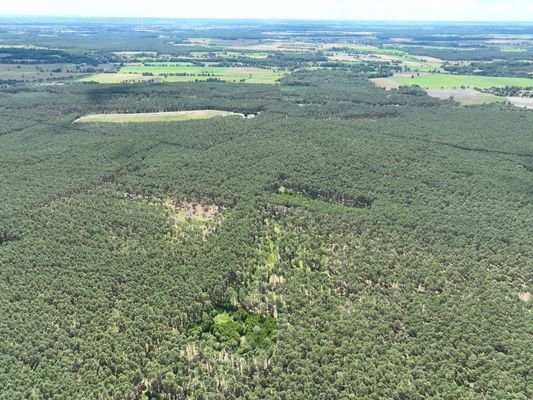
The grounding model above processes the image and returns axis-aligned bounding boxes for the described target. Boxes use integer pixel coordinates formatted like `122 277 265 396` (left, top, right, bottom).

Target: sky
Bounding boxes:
2 0 533 21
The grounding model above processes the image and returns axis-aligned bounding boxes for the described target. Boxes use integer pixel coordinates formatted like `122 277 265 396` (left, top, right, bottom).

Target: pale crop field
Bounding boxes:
74 110 244 123
79 73 163 83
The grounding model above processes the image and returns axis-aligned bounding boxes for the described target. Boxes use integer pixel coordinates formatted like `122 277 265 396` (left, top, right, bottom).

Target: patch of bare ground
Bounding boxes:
518 292 531 302
163 199 223 223
371 77 401 90
269 274 286 285
507 97 533 109
125 194 224 239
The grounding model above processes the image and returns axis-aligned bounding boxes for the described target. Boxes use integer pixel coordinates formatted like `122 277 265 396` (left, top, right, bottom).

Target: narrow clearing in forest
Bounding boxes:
74 110 245 123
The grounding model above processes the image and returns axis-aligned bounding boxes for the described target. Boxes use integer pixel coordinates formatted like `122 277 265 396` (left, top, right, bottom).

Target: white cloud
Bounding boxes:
1 0 533 21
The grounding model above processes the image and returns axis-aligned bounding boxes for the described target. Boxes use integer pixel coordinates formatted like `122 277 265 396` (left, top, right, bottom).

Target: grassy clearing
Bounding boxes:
74 110 243 123
394 74 533 89
426 88 504 105
373 79 504 105
81 62 287 84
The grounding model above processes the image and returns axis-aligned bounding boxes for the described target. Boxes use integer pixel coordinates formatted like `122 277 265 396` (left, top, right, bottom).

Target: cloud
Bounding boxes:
1 0 533 21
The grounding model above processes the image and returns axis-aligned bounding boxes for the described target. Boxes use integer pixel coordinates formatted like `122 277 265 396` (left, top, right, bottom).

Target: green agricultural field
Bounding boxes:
74 110 244 123
81 63 287 84
394 74 533 89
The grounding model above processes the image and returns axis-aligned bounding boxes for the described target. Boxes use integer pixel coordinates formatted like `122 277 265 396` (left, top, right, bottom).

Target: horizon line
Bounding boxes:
1 14 533 24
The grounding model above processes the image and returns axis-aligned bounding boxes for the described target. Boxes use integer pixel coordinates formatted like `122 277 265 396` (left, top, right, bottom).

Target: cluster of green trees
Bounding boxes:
189 304 276 351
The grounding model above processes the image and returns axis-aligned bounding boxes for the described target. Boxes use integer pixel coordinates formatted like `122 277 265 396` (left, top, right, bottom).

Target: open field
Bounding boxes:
372 77 507 105
394 74 533 89
426 88 504 105
81 63 287 84
370 77 401 90
73 110 244 123
507 96 533 109
372 78 507 106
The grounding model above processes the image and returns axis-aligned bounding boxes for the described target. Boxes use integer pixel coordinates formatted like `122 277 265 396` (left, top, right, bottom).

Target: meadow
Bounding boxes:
74 110 243 123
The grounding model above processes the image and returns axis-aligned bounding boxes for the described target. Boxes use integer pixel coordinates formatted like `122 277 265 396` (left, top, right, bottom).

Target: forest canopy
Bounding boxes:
0 18 531 400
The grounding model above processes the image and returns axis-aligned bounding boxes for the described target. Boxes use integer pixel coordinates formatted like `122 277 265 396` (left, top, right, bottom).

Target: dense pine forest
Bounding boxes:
0 18 532 400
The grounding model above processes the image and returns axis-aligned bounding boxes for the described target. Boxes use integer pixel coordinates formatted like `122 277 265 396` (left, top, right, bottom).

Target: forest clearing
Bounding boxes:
74 110 244 123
